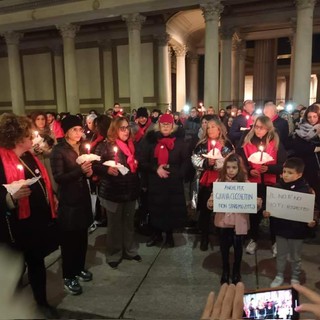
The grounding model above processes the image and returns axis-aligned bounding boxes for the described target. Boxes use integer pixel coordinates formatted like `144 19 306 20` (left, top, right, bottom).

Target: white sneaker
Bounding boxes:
89 222 97 233
272 243 277 257
291 279 300 285
270 275 284 288
246 239 257 255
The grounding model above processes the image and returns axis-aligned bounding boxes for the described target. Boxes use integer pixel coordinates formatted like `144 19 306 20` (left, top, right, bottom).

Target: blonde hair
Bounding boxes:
196 118 227 147
243 115 279 149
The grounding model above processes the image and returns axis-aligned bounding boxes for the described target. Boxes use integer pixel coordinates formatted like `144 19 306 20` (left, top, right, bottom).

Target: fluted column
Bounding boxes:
52 45 67 113
201 1 223 110
238 40 246 103
100 39 114 110
57 24 80 114
3 31 25 115
123 13 145 109
253 39 278 106
317 74 320 102
292 0 316 107
188 52 199 109
220 26 233 108
156 32 171 110
231 34 241 105
173 45 187 111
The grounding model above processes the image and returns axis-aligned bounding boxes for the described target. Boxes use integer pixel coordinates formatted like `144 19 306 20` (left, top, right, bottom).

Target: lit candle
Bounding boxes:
17 164 24 172
211 140 216 156
231 111 236 117
34 130 39 138
85 143 91 154
113 146 118 165
246 115 249 120
120 108 123 113
258 145 264 162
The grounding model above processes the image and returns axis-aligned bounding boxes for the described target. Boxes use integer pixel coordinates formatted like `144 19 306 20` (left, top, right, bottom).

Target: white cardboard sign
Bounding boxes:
266 186 315 223
213 182 257 213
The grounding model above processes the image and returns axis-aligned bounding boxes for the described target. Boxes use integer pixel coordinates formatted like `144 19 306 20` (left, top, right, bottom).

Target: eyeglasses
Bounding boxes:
119 126 130 132
254 125 267 130
160 122 172 127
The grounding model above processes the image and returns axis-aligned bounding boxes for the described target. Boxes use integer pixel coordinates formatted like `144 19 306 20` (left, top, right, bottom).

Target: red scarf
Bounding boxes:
0 147 56 219
154 137 176 165
199 140 223 187
90 133 104 149
242 111 253 128
135 118 152 142
115 139 137 173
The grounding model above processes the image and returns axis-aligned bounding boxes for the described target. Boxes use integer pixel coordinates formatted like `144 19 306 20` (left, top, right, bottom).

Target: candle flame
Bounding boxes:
246 115 249 120
17 164 23 171
34 130 39 137
113 146 118 153
258 145 264 152
211 140 216 147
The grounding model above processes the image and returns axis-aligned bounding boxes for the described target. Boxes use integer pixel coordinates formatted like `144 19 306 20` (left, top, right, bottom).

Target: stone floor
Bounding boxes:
36 226 320 319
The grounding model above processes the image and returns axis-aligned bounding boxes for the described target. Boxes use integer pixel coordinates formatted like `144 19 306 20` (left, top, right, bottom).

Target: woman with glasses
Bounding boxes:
92 117 141 269
50 115 93 295
192 118 234 251
237 115 286 256
139 114 188 247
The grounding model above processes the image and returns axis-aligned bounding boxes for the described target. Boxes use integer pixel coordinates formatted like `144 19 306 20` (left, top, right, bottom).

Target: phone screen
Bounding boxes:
243 287 299 319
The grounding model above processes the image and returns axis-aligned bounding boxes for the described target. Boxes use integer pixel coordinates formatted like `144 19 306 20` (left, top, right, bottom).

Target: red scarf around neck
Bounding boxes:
115 139 137 173
154 137 176 165
0 147 56 219
135 117 152 142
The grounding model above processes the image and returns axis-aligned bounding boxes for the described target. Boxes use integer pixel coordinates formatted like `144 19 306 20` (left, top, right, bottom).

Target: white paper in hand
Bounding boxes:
202 148 223 160
76 154 101 164
103 160 129 175
248 151 274 164
3 176 41 195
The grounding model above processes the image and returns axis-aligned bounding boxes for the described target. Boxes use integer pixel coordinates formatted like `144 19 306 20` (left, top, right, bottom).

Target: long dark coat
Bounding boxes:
139 127 188 231
50 140 92 231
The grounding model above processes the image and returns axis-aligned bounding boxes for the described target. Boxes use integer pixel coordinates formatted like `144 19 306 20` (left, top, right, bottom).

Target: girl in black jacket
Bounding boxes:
92 117 140 269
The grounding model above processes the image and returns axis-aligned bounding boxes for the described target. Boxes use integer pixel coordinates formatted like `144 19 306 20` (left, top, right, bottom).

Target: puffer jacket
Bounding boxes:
92 140 140 203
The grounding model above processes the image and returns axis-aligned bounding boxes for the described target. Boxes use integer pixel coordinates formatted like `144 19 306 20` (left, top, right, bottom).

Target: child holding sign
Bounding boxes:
207 154 262 285
263 157 317 288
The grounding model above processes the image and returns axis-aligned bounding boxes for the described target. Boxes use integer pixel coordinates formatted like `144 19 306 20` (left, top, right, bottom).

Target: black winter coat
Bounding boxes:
50 140 92 231
139 128 188 231
92 140 140 203
270 177 315 239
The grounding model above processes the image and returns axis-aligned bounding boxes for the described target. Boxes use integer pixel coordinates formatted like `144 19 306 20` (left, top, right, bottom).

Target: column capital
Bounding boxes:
201 1 224 22
173 44 187 57
57 24 79 39
232 34 242 51
155 32 171 46
295 0 316 10
2 31 23 45
122 13 146 31
219 26 234 40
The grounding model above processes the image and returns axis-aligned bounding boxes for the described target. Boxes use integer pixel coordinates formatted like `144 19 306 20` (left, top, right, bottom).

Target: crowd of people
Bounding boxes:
0 99 319 318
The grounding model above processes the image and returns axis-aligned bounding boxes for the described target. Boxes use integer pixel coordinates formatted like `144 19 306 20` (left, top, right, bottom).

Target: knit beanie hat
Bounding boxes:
61 115 83 134
136 107 149 118
159 114 174 124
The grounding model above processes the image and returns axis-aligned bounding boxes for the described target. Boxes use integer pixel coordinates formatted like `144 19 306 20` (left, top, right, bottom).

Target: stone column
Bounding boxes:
253 39 278 107
188 52 199 109
285 75 290 102
219 26 233 108
317 75 320 102
292 0 316 107
3 31 25 115
289 19 296 101
100 39 114 110
52 45 67 113
231 34 241 105
57 23 80 114
238 40 246 104
173 45 187 111
201 1 223 110
123 13 145 109
156 32 171 110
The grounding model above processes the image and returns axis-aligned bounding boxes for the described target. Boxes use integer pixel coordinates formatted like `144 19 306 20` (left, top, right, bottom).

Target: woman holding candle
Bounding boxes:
0 113 59 318
237 115 286 256
92 117 140 269
50 115 93 295
192 118 234 251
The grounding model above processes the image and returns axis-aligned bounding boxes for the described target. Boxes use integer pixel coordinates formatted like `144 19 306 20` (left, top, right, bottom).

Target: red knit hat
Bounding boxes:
159 114 174 124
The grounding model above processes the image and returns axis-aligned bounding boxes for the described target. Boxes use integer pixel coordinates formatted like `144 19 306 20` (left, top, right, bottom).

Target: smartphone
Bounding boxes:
243 286 299 319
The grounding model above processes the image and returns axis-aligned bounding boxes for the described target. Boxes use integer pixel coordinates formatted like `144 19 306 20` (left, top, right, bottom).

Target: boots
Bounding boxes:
200 234 209 251
231 262 241 284
146 231 163 247
164 231 174 248
220 265 230 284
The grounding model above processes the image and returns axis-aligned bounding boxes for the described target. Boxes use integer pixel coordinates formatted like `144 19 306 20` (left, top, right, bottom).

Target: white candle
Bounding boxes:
85 143 91 154
113 146 118 165
258 145 264 162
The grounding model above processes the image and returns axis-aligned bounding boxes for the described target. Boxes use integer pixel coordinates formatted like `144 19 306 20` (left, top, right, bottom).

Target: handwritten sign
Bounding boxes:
213 182 257 213
266 186 315 223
